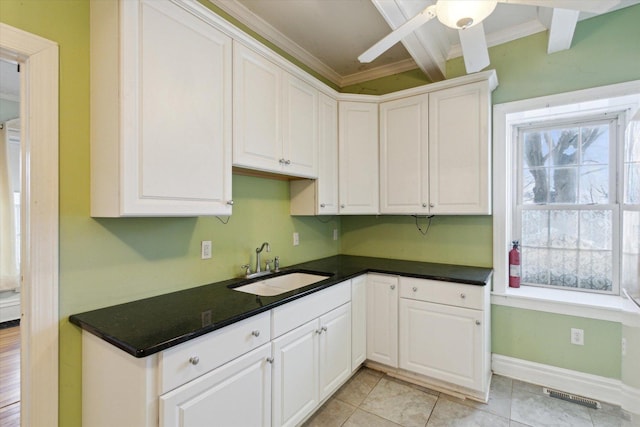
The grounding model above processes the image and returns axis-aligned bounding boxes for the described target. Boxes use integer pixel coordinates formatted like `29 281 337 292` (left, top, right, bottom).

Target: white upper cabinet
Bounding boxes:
338 101 379 214
380 79 492 215
233 42 318 178
90 0 233 217
428 81 491 214
379 94 430 214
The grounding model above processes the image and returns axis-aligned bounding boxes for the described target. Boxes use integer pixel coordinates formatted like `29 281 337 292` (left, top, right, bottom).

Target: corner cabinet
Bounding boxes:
338 101 379 214
90 0 233 217
379 79 493 215
233 42 318 178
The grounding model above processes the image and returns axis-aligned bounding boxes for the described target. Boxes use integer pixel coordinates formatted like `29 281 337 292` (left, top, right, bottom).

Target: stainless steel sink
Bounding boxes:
232 272 331 296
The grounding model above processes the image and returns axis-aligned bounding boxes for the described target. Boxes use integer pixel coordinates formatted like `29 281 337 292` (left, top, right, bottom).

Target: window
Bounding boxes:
493 81 640 305
515 116 620 294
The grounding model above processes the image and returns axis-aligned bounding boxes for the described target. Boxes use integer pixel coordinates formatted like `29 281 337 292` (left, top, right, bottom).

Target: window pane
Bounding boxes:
578 250 612 291
581 124 609 165
622 211 640 297
549 249 578 287
523 131 550 168
549 167 578 203
522 210 549 246
549 210 578 248
522 247 549 285
579 165 609 204
549 128 579 167
522 168 549 204
625 163 640 205
579 210 612 250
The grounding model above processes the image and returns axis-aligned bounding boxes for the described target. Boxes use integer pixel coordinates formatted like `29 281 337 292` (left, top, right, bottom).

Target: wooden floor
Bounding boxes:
0 325 20 427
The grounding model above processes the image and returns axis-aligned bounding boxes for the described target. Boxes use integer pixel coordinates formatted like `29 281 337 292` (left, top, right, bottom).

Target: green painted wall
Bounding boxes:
341 5 640 382
2 0 639 424
492 306 621 378
1 1 338 425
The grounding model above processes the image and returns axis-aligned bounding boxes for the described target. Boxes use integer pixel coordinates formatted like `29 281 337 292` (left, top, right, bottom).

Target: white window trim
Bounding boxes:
492 80 640 322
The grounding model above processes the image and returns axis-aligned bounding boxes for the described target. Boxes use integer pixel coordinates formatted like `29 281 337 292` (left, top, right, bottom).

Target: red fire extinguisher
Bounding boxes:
509 240 521 288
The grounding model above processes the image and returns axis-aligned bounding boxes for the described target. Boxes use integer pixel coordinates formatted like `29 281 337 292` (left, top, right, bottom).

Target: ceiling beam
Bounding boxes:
546 8 580 54
371 0 446 82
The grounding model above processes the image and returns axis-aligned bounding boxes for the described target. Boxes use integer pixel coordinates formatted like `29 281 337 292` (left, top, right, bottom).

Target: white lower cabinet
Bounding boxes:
351 275 367 371
160 343 272 427
366 274 398 367
272 303 351 427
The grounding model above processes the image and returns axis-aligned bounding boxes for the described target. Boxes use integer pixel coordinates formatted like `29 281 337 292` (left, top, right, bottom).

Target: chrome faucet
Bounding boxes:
255 242 270 274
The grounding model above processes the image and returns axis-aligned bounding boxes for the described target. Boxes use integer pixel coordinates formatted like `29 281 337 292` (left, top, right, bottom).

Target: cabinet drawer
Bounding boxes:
159 311 271 394
272 281 350 338
399 277 484 310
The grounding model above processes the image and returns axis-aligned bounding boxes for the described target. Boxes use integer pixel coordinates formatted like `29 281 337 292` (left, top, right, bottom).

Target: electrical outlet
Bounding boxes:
293 232 299 246
201 241 212 259
333 229 338 241
571 328 584 346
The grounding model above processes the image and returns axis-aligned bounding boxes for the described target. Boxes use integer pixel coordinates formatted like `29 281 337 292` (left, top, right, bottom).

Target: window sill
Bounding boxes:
491 286 636 322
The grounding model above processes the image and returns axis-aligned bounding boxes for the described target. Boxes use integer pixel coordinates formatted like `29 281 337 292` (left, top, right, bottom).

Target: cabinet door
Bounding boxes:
380 94 430 214
272 319 319 427
160 343 271 427
399 298 483 391
318 303 351 400
351 275 367 371
233 41 282 173
92 0 233 216
366 274 398 367
317 93 339 214
338 101 379 214
428 81 491 214
282 74 318 178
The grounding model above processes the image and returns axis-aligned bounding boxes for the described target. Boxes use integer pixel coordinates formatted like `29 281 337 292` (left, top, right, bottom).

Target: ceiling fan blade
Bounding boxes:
358 5 436 63
459 23 490 73
497 0 620 14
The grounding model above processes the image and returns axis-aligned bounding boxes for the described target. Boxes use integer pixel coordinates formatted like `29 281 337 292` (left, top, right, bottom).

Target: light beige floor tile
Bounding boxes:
334 368 383 407
426 398 510 427
441 374 512 419
589 401 625 427
302 398 357 427
512 379 544 395
344 409 402 427
360 377 438 427
511 388 593 427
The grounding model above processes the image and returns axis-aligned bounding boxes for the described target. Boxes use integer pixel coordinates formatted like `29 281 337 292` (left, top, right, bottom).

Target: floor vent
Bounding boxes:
543 387 601 409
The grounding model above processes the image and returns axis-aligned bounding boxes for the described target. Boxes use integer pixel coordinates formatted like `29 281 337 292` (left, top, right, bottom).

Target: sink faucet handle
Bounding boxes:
241 264 251 277
264 259 272 272
274 256 280 272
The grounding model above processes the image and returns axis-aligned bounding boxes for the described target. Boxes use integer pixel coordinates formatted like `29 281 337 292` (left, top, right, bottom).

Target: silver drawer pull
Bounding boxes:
251 330 260 337
390 284 396 290
422 203 427 208
412 286 417 292
475 320 481 326
320 203 326 208
266 357 274 364
226 200 234 205
460 293 466 299
321 326 327 332
189 356 200 366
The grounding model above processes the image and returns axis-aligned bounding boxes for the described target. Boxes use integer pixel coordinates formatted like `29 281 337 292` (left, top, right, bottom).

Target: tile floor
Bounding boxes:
303 367 636 427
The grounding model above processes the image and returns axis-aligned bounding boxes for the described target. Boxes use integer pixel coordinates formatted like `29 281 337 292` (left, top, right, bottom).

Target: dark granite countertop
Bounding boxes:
69 255 492 358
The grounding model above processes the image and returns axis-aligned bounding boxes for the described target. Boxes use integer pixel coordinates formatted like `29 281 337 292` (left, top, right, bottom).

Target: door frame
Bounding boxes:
0 23 59 426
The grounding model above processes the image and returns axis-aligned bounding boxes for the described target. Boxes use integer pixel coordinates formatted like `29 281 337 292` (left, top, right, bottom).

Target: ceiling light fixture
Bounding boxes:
436 0 498 29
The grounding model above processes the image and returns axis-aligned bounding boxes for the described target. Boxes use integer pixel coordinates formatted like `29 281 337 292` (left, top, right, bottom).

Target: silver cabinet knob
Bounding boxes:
226 200 234 205
475 320 481 326
429 203 435 208
279 158 284 164
460 293 466 299
390 284 396 290
189 356 200 366
251 330 260 337
285 159 291 165
412 286 417 292
422 203 427 208
321 326 327 332
340 204 345 209
266 357 274 364
320 203 326 208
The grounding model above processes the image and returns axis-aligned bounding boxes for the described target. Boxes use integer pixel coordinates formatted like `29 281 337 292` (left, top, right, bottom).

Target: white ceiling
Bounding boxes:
210 0 639 87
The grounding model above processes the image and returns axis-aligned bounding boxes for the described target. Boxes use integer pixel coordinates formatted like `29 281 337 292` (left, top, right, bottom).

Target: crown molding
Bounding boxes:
340 58 418 87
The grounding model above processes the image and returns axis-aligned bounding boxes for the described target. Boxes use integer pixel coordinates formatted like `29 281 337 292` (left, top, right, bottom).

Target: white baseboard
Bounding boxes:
0 292 20 323
492 354 640 416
